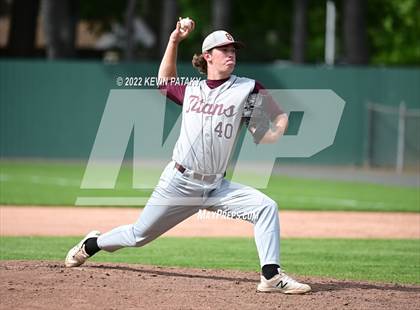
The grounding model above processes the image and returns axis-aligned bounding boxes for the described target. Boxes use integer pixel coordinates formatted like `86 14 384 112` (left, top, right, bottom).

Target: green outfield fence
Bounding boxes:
1 60 419 167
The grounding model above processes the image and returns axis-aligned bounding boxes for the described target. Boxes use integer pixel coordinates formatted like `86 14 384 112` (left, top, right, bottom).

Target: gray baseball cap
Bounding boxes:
201 30 244 53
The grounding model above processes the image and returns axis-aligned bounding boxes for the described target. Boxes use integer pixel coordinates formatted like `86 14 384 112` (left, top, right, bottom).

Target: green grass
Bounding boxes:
0 236 419 284
0 161 419 212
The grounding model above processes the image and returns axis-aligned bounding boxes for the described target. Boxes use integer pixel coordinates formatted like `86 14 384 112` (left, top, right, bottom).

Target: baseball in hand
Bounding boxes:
179 17 193 33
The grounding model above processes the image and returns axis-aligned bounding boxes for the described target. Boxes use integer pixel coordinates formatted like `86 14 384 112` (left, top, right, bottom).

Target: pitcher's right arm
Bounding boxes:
158 19 195 83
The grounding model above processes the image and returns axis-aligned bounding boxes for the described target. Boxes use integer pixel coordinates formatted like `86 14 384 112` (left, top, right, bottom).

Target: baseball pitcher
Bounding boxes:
65 18 311 294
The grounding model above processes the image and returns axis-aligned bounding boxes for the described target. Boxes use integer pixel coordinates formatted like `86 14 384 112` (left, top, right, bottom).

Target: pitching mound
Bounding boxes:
1 261 419 309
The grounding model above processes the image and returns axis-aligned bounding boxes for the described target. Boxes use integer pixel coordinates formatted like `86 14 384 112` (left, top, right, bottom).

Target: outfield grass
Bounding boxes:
0 236 419 284
0 161 418 212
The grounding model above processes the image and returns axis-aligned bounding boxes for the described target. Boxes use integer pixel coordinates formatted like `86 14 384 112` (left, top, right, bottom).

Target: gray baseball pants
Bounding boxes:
97 161 280 267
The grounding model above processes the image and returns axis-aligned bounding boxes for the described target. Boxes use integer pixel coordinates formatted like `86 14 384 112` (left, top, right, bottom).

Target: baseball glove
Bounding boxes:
243 93 270 144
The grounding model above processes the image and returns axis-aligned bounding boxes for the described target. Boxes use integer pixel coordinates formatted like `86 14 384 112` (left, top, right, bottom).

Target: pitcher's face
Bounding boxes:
205 44 236 76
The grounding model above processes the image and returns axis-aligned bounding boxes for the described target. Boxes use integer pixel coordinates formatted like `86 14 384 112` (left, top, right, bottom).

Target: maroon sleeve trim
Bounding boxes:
158 83 186 106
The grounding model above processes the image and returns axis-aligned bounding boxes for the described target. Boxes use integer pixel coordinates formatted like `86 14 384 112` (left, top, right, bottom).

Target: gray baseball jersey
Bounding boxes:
173 75 254 174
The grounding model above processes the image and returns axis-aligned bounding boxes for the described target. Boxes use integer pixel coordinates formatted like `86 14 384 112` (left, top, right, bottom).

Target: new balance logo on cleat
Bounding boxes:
257 269 311 294
276 280 288 289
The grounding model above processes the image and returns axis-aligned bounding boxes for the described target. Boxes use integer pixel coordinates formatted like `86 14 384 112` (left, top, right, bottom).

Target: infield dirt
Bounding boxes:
1 206 419 309
1 260 419 310
1 206 419 238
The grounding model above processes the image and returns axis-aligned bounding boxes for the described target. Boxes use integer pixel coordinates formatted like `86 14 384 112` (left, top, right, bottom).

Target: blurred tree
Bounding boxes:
175 0 294 62
367 0 420 65
300 0 325 63
124 0 136 61
137 0 161 59
173 0 418 65
291 0 308 63
159 0 178 57
78 0 127 34
78 0 157 60
3 0 412 64
7 0 40 57
343 0 368 64
212 0 231 30
176 0 211 60
41 0 79 59
231 0 293 61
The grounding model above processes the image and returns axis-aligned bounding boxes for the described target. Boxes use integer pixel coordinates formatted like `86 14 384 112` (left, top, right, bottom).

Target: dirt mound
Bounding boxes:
1 261 418 310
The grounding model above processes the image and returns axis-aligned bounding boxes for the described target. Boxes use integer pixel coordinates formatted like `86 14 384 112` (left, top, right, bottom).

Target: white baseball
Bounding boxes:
179 17 193 32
